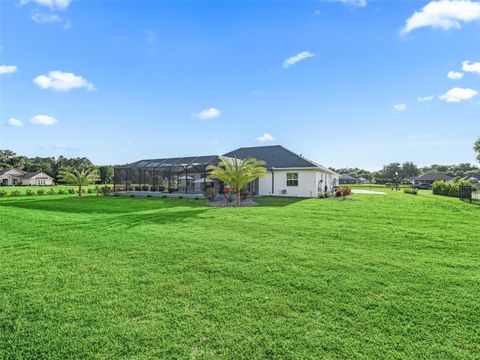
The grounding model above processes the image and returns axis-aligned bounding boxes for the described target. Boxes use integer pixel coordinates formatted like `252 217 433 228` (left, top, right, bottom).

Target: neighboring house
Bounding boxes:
0 168 54 186
412 171 453 185
462 174 480 183
224 145 339 198
339 174 358 184
114 145 339 198
357 176 369 184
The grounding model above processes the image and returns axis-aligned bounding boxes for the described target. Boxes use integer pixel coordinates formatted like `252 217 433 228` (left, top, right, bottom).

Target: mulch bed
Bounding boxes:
208 199 258 207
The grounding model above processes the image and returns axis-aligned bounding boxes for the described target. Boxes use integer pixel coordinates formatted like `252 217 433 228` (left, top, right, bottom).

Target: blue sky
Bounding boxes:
1 0 479 169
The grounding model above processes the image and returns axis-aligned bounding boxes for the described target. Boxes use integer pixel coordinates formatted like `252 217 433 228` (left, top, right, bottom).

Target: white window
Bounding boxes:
286 172 298 187
37 179 46 185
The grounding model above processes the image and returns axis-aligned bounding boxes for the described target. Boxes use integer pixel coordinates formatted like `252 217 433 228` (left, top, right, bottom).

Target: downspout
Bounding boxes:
271 169 274 196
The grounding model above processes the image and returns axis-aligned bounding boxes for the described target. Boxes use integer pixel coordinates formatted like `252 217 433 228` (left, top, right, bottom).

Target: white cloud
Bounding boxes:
33 71 95 91
8 118 23 127
0 65 17 74
417 95 434 102
402 0 480 34
462 60 480 74
447 70 464 79
30 115 58 125
337 0 367 7
193 107 221 119
439 87 478 102
255 133 275 143
393 104 407 111
21 0 71 10
283 51 315 69
31 11 71 28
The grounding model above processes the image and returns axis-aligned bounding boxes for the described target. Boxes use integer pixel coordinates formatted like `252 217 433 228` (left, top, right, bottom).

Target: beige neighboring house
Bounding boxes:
0 168 54 186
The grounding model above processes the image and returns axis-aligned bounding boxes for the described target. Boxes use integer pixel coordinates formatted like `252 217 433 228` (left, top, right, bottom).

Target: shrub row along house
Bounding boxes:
0 168 54 186
114 145 339 198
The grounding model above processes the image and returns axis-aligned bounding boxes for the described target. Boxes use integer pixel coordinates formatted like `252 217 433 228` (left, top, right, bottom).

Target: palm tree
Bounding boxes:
475 137 480 163
208 156 267 205
58 167 100 198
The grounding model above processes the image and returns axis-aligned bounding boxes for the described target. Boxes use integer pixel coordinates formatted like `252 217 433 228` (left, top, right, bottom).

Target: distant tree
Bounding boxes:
401 162 419 180
208 156 266 205
475 137 480 163
58 167 100 198
379 163 403 183
98 165 114 184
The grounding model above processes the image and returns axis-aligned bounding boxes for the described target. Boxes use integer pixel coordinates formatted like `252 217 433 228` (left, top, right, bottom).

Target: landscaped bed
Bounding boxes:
1 192 479 358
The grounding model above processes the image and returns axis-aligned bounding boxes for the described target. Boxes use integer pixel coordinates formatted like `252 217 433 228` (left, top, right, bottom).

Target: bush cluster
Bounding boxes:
403 188 418 195
335 187 352 197
0 187 97 197
432 180 471 197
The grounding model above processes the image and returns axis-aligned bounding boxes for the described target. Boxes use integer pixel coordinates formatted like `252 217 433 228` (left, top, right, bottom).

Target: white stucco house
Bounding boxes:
224 145 339 198
0 168 54 186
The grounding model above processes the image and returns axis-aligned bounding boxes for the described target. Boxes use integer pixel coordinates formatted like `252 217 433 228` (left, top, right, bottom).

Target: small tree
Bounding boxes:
58 167 100 198
475 137 480 163
208 156 267 205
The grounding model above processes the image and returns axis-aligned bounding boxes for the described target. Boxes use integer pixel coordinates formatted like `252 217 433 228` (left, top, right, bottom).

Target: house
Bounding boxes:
113 145 339 198
224 145 339 197
339 174 358 184
0 168 54 186
412 171 453 185
357 176 370 184
462 174 480 183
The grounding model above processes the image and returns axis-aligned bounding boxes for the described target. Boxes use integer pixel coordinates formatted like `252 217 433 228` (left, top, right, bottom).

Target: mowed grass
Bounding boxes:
1 192 479 359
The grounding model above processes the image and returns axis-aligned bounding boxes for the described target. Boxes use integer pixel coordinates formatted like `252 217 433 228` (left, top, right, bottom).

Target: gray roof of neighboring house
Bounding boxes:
0 168 26 176
223 145 335 172
339 174 358 181
413 171 453 181
464 173 480 180
23 172 53 179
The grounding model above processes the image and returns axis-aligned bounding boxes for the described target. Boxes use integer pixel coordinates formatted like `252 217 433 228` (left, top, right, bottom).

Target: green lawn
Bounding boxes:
1 192 479 359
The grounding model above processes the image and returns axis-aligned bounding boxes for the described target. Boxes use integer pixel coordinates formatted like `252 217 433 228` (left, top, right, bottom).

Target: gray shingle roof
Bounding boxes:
413 171 453 181
223 145 331 170
339 174 358 181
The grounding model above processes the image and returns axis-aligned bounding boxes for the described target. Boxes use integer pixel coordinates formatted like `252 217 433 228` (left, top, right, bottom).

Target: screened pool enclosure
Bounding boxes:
114 155 225 194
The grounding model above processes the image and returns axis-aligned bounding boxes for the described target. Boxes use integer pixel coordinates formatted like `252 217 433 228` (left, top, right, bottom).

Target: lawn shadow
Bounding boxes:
255 196 309 207
0 196 206 215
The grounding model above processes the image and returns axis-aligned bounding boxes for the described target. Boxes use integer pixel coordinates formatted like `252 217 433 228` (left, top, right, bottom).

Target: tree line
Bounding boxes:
0 150 114 184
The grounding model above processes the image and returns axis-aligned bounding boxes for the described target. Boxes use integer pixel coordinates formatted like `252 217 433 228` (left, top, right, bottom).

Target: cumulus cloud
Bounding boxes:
393 104 407 111
401 0 480 34
193 107 221 119
417 95 434 102
439 87 478 102
462 60 480 74
8 118 23 127
31 11 71 28
255 133 275 143
30 115 58 125
283 51 315 69
20 0 71 10
447 70 464 79
33 71 95 91
0 65 17 74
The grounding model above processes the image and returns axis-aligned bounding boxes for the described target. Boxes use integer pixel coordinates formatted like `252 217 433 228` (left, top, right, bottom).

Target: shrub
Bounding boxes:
10 190 21 197
146 194 152 198
162 195 167 198
26 189 35 196
240 187 250 200
48 188 56 195
99 186 113 197
37 189 46 195
67 188 75 194
178 196 183 199
77 188 85 195
87 188 94 194
0 190 7 197
403 188 418 195
142 185 149 191
134 186 141 191
204 188 216 201
432 179 471 198
58 189 66 195
150 186 158 192
340 187 352 196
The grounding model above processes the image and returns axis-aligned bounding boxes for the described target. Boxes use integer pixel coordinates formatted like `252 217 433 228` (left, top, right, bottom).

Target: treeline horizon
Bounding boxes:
330 161 479 184
0 150 114 184
2 149 479 185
